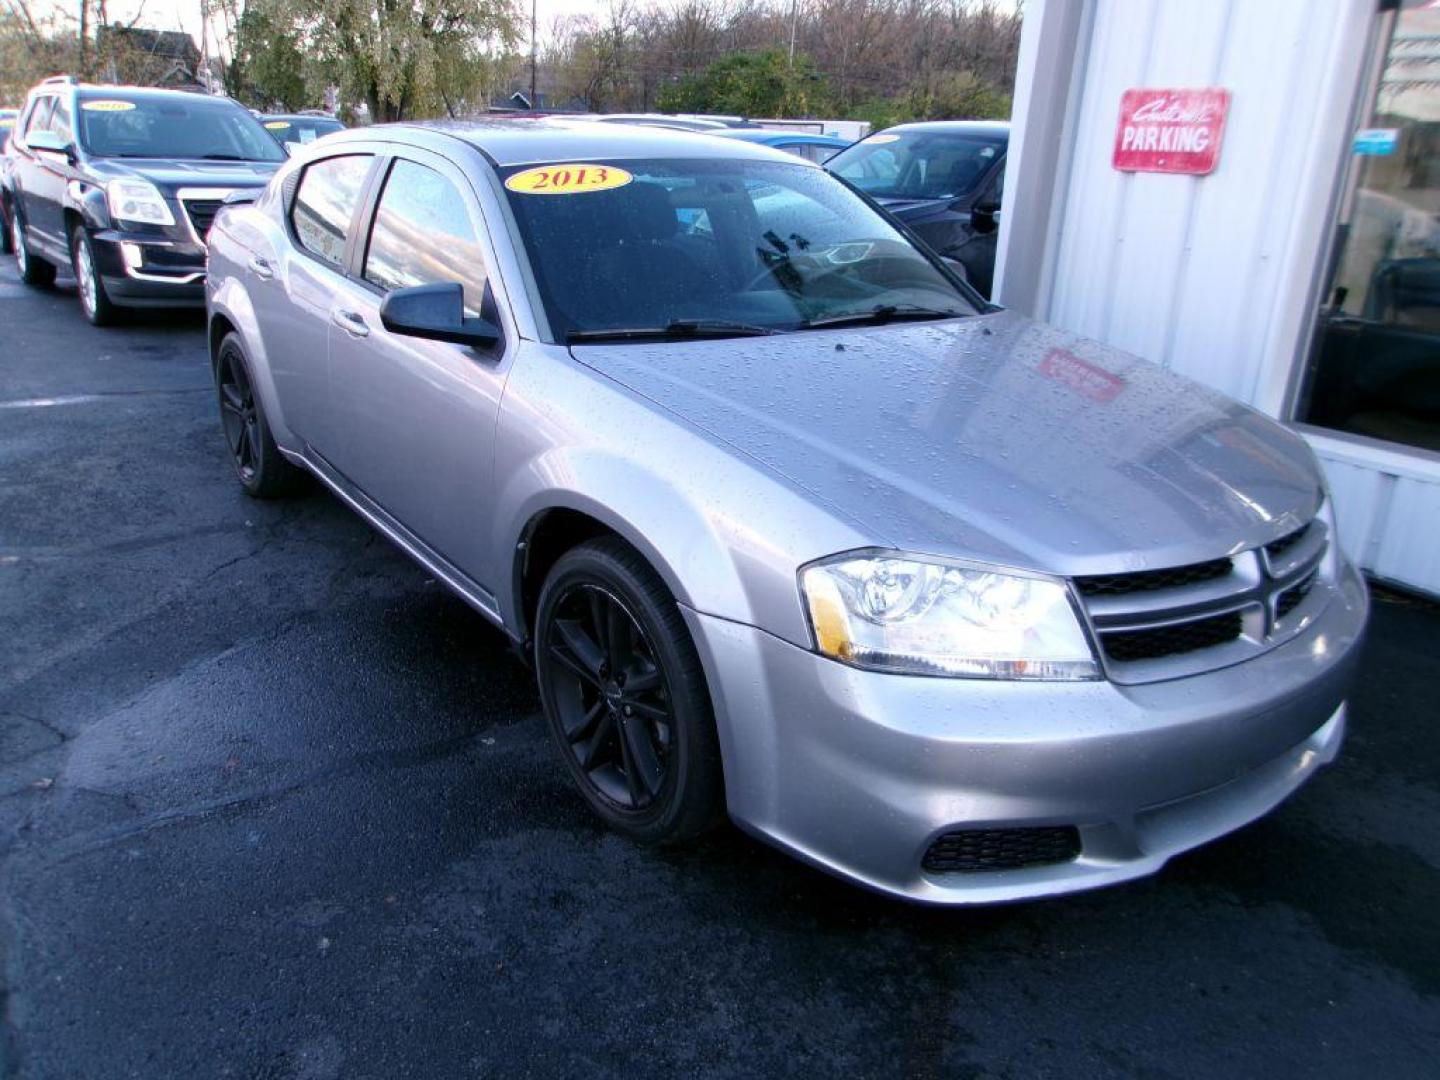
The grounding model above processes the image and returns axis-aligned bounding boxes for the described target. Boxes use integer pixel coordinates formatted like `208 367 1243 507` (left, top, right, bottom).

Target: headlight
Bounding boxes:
107 178 174 226
801 553 1098 680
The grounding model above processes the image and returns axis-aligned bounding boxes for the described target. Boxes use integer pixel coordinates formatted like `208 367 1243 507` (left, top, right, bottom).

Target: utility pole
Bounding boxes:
529 0 537 109
788 0 798 68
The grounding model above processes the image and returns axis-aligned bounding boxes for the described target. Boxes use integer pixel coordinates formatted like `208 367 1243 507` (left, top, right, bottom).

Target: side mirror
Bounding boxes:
379 282 501 349
970 202 1001 235
27 129 75 163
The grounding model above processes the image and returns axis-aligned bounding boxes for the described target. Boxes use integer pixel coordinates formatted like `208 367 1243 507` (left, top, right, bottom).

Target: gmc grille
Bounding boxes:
182 198 224 243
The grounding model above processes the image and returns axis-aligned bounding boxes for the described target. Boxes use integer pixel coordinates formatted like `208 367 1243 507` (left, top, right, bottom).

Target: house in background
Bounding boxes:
96 25 206 91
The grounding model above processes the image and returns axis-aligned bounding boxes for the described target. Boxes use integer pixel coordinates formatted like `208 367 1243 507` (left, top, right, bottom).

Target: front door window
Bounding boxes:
1298 0 1440 453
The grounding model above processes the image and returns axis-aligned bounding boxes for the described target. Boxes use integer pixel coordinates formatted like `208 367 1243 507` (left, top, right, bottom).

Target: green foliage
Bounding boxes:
853 71 1011 130
658 49 829 119
297 0 522 121
229 1 308 110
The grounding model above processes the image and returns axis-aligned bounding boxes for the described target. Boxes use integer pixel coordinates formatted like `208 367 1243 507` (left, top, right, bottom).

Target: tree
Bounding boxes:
658 48 828 118
295 0 522 121
228 0 308 109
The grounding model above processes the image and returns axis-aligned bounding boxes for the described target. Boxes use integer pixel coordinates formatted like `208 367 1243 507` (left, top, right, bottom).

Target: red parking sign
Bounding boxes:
1113 88 1230 175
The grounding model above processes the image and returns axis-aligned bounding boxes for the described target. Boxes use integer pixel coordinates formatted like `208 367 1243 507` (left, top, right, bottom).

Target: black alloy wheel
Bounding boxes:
546 582 672 809
218 343 261 486
214 332 301 498
535 537 723 843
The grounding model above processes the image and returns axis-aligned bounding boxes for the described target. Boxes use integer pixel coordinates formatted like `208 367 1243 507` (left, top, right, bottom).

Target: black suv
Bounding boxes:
1 78 285 325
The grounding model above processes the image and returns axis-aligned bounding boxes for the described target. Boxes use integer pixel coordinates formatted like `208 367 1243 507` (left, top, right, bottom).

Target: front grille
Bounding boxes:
1100 610 1243 663
1265 525 1310 561
1076 557 1232 597
922 827 1081 874
1077 519 1329 681
1276 571 1316 619
183 199 224 242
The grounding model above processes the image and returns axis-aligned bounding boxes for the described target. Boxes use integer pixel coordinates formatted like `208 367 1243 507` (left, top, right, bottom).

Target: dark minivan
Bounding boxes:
1 78 285 325
826 120 1008 297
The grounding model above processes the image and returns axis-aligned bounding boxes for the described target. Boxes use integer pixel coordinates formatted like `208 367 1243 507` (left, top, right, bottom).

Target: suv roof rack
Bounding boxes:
41 74 79 86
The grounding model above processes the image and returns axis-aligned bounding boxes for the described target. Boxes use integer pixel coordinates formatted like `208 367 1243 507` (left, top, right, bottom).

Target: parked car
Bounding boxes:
594 113 741 132
714 127 851 163
259 112 345 153
1 77 285 325
0 107 16 147
826 120 1008 297
206 120 1367 905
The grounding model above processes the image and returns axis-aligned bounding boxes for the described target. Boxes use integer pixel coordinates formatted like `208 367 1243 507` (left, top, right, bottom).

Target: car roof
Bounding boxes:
62 84 242 105
717 129 849 145
324 117 810 168
261 113 342 122
875 120 1010 141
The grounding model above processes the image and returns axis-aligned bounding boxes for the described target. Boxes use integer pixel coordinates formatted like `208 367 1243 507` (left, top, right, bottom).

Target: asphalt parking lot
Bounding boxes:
2 258 1439 1080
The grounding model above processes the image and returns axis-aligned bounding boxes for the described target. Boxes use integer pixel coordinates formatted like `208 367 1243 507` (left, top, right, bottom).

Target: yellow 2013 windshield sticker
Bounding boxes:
505 164 633 195
866 133 900 144
264 120 292 130
81 100 136 112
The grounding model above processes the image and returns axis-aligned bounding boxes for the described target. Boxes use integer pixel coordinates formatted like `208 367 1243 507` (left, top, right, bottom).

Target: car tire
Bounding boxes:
214 332 303 498
0 199 12 256
71 228 120 326
11 204 56 288
534 536 724 845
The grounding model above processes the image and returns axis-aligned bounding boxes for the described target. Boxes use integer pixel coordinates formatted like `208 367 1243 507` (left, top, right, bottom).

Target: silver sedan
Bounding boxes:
205 120 1368 904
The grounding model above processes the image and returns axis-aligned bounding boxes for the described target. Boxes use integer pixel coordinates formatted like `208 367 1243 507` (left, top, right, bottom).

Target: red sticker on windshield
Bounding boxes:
1038 348 1125 403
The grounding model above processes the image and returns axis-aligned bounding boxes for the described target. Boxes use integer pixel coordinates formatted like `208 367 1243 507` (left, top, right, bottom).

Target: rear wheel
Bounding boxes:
72 228 120 326
0 199 12 256
11 205 56 288
215 332 302 498
534 537 724 844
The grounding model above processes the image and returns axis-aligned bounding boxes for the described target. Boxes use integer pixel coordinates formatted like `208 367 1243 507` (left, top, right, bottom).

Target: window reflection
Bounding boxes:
364 159 489 317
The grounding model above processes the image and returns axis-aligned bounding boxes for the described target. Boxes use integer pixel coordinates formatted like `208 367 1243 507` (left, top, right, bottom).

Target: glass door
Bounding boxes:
1297 0 1440 454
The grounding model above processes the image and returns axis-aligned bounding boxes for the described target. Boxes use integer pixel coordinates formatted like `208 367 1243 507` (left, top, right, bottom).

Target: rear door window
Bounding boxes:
291 154 373 269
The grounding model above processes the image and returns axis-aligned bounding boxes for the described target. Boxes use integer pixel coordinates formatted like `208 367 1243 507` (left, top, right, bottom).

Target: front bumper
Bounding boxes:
91 229 206 307
684 561 1368 904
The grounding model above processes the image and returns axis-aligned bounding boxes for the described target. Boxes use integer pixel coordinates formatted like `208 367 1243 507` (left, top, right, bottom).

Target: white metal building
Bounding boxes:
997 0 1440 596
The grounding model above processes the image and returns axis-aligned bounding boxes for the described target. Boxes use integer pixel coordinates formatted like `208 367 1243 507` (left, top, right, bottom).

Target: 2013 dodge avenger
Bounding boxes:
204 120 1368 904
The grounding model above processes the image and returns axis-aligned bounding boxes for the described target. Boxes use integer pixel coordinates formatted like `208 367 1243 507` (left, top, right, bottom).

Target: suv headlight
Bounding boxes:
107 178 175 226
801 552 1098 680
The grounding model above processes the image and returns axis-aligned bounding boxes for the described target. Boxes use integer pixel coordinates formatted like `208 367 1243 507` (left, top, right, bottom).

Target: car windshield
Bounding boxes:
501 157 977 340
827 130 1003 201
263 116 344 147
77 95 286 162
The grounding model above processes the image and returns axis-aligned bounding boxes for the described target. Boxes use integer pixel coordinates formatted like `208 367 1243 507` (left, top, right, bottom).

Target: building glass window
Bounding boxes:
1299 0 1440 453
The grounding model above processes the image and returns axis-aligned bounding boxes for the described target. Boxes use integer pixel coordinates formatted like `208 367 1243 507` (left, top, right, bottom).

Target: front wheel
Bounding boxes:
534 537 724 844
72 229 120 326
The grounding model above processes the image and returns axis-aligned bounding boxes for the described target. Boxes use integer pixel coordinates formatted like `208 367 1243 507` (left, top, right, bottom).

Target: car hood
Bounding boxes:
571 311 1323 575
86 158 281 192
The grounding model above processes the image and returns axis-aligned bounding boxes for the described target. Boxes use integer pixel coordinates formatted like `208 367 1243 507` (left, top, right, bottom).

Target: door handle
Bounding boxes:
330 308 370 338
247 255 275 280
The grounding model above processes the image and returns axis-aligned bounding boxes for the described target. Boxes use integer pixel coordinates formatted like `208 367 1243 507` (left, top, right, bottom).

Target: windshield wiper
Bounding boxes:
566 319 783 344
798 304 965 331
200 153 246 161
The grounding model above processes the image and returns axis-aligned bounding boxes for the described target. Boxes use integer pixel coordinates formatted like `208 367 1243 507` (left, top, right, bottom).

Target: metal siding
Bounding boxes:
1045 0 1372 401
1373 477 1440 595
